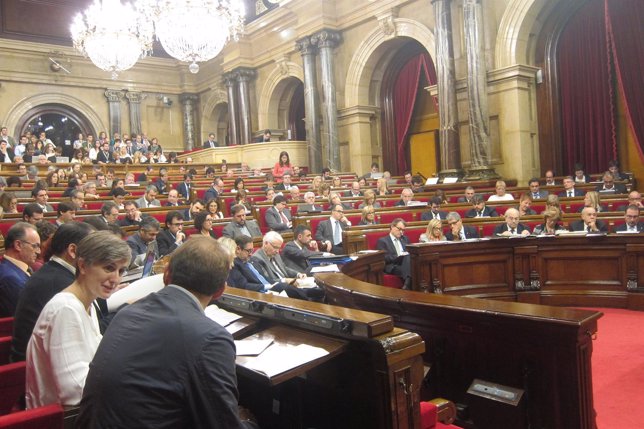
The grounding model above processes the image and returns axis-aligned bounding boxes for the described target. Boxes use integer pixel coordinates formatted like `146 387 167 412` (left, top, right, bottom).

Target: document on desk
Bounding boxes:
243 343 329 378
234 339 274 356
310 264 340 273
205 304 243 327
297 276 320 288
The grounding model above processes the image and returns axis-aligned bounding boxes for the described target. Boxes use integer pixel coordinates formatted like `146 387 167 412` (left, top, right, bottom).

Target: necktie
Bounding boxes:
478 211 483 218
279 210 289 224
393 238 403 255
510 228 516 235
247 262 270 287
533 193 538 199
333 221 341 245
240 225 251 237
587 225 591 232
460 230 466 240
271 258 286 278
568 191 573 197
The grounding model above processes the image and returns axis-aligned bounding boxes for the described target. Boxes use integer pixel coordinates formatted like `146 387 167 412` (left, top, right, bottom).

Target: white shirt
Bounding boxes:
487 194 514 202
26 292 102 408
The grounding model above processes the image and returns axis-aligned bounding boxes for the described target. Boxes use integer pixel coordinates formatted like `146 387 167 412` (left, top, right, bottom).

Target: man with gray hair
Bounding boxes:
445 212 479 241
126 216 160 265
394 188 414 207
135 185 161 208
493 207 531 236
0 222 41 317
297 191 323 213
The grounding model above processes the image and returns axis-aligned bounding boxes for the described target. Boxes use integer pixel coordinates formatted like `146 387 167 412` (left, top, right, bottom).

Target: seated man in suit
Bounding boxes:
77 239 258 428
544 170 556 186
394 188 414 207
265 195 293 232
153 169 169 195
274 173 294 191
617 191 643 212
32 188 54 213
457 186 476 204
445 212 479 241
204 177 224 201
119 201 142 227
569 207 608 233
125 216 160 266
164 189 181 207
465 194 499 218
316 204 351 255
493 208 531 237
183 199 205 221
227 235 267 292
344 181 363 198
421 196 448 221
528 178 549 200
250 232 320 301
282 225 324 274
596 171 627 194
176 174 193 200
558 176 585 198
614 205 643 233
376 218 412 289
327 192 353 211
297 191 324 213
608 159 629 181
222 204 262 240
134 185 161 209
156 211 186 257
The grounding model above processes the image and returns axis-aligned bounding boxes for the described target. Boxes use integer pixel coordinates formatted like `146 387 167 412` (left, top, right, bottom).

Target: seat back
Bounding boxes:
0 319 13 338
0 403 64 429
0 338 11 366
0 362 26 415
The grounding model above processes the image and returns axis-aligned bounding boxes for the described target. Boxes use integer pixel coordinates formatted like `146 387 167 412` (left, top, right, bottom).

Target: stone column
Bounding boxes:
104 89 123 137
124 91 145 136
312 29 342 171
431 0 463 179
236 67 256 145
463 0 498 180
223 72 240 146
180 93 198 150
296 36 322 173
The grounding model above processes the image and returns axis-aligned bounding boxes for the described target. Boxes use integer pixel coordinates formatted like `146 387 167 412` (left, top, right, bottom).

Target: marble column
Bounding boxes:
236 67 256 145
296 36 322 173
312 29 342 171
180 93 198 150
223 72 240 146
124 91 144 136
463 0 498 180
431 0 463 179
104 89 123 137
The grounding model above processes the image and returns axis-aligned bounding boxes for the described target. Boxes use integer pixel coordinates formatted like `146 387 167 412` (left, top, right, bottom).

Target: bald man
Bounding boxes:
492 208 531 237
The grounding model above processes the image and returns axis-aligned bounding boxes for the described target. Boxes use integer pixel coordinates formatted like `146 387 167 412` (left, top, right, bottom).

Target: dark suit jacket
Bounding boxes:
344 191 363 198
614 222 644 233
376 234 410 275
203 140 218 148
10 260 74 362
464 207 499 218
204 187 220 202
0 150 14 163
0 258 30 318
596 183 628 194
227 258 265 292
77 286 257 429
281 241 322 274
96 151 114 163
153 178 168 194
156 229 181 257
445 225 479 241
326 202 353 211
297 204 324 213
315 219 349 254
569 219 608 232
529 190 549 199
264 206 292 231
493 223 531 236
221 220 262 240
457 197 474 204
558 189 585 198
176 182 192 199
420 210 448 221
250 248 298 281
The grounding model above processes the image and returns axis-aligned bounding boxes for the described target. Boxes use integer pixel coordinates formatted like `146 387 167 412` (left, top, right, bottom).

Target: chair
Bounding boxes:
0 319 13 338
0 337 11 365
0 362 26 415
420 399 461 429
0 404 63 429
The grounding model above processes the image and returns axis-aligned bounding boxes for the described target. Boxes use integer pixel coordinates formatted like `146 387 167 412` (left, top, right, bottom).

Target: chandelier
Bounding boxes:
70 0 153 79
142 0 245 74
71 0 245 78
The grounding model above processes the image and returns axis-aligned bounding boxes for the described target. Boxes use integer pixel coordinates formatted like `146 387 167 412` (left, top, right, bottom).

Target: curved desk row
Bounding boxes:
316 253 602 429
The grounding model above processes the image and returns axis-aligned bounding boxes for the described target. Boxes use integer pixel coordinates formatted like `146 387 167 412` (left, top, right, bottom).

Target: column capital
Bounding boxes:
223 72 237 87
179 93 199 103
430 0 452 4
104 89 123 103
295 36 317 56
235 67 257 83
125 91 145 104
312 29 342 49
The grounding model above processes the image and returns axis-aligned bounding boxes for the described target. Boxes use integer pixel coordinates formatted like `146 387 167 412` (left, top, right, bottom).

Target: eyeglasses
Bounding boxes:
268 242 282 250
394 225 406 232
241 247 254 253
170 222 184 226
19 240 40 250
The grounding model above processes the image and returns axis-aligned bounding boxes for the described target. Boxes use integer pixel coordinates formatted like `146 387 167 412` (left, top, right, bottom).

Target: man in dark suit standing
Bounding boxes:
614 206 643 233
558 176 585 198
445 212 479 241
528 178 549 200
156 211 186 257
465 194 499 218
376 218 412 289
315 204 351 255
421 197 449 221
282 225 324 274
493 208 531 237
176 174 193 200
569 207 608 232
203 133 218 148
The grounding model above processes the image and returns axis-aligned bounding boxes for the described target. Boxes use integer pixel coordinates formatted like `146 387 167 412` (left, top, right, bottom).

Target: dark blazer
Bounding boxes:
176 182 192 199
126 234 158 265
250 248 298 281
297 204 324 213
10 260 74 362
420 210 448 221
77 286 257 429
596 183 628 194
464 207 499 218
614 222 644 233
281 241 323 274
558 189 585 198
227 258 265 292
96 150 114 163
529 190 549 199
376 234 410 275
315 219 349 254
326 202 353 211
344 190 363 198
569 219 608 232
203 140 218 148
221 220 262 240
156 229 181 257
204 187 221 202
456 197 474 204
0 258 30 318
264 206 292 231
493 223 531 236
445 225 479 241
153 178 167 194
118 217 141 228
0 150 14 163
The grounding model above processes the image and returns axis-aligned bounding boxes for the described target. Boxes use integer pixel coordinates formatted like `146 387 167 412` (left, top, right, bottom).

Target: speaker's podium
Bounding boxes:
216 288 426 429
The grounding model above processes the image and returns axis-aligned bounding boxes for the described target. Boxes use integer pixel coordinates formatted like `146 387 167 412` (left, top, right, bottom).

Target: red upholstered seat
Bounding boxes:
382 274 403 289
0 337 11 366
481 223 498 238
0 362 26 415
0 319 13 338
379 211 414 225
0 404 63 429
0 223 14 239
420 401 462 429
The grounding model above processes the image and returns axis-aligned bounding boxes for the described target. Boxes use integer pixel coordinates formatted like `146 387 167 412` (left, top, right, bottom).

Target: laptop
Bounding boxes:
121 245 156 283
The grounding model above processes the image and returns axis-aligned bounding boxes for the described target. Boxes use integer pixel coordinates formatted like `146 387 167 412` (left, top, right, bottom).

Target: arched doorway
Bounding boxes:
263 76 305 140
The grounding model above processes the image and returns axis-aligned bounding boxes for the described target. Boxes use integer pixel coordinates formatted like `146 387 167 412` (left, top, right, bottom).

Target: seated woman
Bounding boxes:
231 189 252 214
318 183 331 200
331 176 344 189
231 177 245 194
434 189 449 205
573 163 591 183
358 205 377 225
117 146 132 164
516 193 537 216
107 178 125 196
0 192 18 214
532 207 567 236
206 198 224 219
26 231 131 408
376 177 392 196
419 218 446 243
193 211 217 239
545 194 563 213
358 189 382 209
578 191 606 213
70 149 84 164
487 180 514 202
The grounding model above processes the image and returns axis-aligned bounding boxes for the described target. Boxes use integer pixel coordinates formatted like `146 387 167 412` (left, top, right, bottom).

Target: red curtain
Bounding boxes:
558 0 615 175
392 53 437 173
605 0 644 160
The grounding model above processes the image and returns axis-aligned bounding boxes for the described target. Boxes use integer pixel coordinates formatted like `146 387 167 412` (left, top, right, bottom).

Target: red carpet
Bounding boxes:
589 308 644 428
